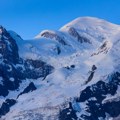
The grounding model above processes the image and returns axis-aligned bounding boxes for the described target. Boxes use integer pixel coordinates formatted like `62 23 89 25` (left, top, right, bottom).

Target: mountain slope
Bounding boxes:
1 17 120 120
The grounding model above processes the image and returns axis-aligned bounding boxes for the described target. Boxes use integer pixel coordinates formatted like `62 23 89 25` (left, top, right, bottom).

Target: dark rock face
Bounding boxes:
91 41 109 56
59 72 120 120
17 82 36 98
0 99 16 118
0 26 54 117
0 26 19 64
0 26 54 97
104 100 120 118
85 65 97 84
59 102 77 120
41 31 67 45
0 26 21 96
56 46 61 54
23 59 54 79
68 27 91 44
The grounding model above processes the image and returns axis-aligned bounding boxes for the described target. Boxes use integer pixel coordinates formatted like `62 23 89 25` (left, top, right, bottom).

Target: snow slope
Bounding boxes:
1 17 120 120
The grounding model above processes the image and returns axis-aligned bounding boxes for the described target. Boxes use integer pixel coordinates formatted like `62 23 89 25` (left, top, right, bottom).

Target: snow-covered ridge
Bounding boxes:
60 17 120 43
35 30 67 45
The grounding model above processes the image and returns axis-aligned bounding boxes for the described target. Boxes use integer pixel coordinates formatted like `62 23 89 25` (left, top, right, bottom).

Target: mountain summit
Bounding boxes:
1 17 120 120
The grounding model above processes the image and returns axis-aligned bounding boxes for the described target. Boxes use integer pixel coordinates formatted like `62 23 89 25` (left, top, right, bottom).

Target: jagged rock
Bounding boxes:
85 65 97 84
0 27 54 98
63 72 120 120
59 102 77 120
0 99 16 118
68 27 91 43
41 30 67 45
17 82 37 98
23 59 54 79
0 26 19 64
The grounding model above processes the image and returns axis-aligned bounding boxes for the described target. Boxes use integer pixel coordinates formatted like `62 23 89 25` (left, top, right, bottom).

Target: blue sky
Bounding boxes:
0 0 120 39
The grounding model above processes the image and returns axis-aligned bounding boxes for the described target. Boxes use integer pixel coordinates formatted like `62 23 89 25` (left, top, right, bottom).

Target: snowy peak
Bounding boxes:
0 26 8 35
60 17 120 42
35 30 55 39
34 17 120 51
0 26 19 64
0 26 4 34
60 17 120 31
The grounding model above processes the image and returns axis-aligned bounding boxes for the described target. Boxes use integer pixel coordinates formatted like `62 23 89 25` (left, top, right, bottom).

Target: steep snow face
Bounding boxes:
1 17 120 120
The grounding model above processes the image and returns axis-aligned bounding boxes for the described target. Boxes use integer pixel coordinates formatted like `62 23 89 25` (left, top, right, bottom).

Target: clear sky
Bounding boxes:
0 0 120 39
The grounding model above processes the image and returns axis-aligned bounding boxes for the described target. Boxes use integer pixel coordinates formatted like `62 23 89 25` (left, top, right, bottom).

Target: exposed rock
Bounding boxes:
17 82 37 98
0 99 16 118
0 27 54 98
68 27 91 44
59 102 77 120
41 31 67 45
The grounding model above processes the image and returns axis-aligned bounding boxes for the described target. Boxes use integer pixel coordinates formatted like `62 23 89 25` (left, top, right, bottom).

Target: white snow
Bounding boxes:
9 77 14 82
0 77 3 85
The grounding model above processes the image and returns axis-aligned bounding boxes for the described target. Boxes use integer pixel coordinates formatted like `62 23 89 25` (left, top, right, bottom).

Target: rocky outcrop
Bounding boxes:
59 72 120 120
0 26 54 118
0 99 16 118
68 27 91 44
17 82 37 98
0 26 19 64
59 102 77 120
41 30 67 45
0 26 54 95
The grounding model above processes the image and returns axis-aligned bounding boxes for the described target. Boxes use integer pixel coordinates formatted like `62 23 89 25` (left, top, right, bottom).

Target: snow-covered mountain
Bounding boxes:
0 17 120 120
